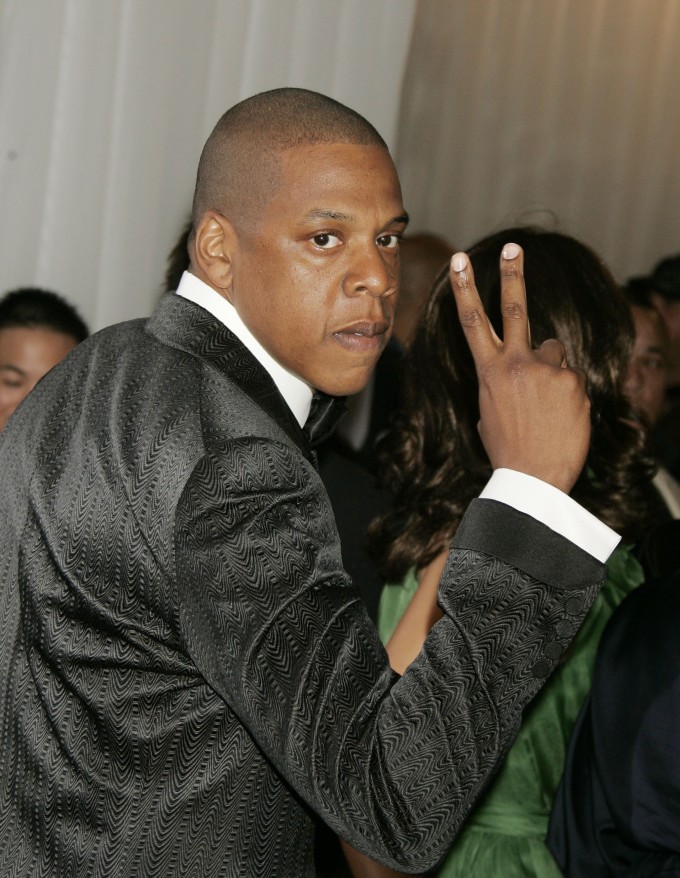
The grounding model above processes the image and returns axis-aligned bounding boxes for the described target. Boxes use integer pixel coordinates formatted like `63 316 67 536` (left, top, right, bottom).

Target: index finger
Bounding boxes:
449 251 500 367
498 242 531 351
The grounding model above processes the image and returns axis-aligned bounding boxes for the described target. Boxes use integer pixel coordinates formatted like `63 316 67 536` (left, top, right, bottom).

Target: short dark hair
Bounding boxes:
623 276 657 310
648 254 680 302
0 288 89 342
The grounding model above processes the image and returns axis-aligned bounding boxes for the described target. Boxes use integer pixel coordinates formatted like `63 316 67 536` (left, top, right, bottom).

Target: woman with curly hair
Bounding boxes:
345 227 660 878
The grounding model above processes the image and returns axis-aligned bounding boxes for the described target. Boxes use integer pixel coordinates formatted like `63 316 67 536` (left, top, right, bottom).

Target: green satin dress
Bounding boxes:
377 545 643 877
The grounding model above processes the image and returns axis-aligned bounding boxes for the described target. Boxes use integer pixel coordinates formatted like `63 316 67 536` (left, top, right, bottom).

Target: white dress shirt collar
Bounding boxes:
175 271 313 428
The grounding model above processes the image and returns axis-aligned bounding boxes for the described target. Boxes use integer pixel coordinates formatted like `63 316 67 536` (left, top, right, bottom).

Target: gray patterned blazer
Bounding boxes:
0 293 606 877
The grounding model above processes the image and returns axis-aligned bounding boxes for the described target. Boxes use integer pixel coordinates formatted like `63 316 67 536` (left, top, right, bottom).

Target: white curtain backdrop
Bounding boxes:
5 0 676 331
0 0 416 330
396 0 680 283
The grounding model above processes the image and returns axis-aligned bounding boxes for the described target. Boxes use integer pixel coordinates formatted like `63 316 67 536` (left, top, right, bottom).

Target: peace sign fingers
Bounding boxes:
447 242 591 493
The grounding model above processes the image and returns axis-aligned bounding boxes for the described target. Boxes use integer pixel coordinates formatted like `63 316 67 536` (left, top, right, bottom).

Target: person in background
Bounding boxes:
547 567 680 875
647 254 680 392
345 227 657 878
547 265 680 878
622 277 670 426
644 254 680 483
0 287 88 431
622 277 680 519
620 278 680 584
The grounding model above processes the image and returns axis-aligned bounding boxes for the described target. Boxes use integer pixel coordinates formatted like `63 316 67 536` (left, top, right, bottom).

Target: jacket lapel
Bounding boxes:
145 293 313 461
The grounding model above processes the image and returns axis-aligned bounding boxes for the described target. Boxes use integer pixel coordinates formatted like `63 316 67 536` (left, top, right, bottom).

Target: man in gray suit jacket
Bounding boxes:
0 89 617 876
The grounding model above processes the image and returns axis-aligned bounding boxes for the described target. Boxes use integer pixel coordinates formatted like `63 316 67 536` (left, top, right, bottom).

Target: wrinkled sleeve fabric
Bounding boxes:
174 437 606 872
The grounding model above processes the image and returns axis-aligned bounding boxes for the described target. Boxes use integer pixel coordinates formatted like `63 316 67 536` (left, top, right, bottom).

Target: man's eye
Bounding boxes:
377 234 400 249
312 233 341 249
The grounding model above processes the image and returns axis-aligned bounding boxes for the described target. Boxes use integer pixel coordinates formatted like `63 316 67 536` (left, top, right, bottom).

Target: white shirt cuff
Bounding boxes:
479 469 620 563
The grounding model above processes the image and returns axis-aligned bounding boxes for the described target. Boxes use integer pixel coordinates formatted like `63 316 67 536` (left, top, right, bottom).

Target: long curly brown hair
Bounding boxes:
369 227 659 582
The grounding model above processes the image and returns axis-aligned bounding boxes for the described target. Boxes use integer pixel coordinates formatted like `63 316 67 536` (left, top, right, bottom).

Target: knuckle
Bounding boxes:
564 367 580 387
501 302 525 320
563 367 588 397
459 307 484 328
500 263 523 280
453 269 473 291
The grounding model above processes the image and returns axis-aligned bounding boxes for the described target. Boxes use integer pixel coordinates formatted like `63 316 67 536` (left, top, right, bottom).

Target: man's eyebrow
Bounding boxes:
299 209 355 225
0 364 25 377
297 210 410 227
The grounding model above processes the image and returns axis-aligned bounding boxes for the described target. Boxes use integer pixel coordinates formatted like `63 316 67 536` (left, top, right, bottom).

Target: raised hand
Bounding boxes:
449 243 590 494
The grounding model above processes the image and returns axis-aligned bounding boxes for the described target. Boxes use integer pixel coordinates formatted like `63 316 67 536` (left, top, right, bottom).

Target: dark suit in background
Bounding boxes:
548 570 680 876
0 294 607 876
316 445 389 622
328 335 405 472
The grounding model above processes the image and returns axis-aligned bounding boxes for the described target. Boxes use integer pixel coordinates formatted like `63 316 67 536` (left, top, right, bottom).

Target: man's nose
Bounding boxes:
343 246 396 298
623 361 643 395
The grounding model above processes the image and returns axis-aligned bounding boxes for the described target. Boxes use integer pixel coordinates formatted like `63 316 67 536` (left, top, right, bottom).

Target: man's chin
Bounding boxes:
314 368 376 399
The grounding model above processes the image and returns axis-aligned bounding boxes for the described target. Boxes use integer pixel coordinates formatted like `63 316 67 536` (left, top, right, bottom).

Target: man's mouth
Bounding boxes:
332 321 389 352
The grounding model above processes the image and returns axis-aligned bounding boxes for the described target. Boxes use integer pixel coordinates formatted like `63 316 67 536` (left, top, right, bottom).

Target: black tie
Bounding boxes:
303 393 347 447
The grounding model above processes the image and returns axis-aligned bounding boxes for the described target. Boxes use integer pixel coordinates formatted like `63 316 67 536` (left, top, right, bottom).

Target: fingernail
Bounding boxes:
502 243 520 260
452 252 467 272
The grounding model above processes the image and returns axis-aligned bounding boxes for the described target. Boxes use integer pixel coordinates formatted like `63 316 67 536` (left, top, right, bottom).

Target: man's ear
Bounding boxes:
192 210 238 296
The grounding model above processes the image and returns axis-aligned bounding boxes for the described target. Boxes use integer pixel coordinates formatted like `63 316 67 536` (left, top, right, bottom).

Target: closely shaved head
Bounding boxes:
189 88 405 397
192 88 388 232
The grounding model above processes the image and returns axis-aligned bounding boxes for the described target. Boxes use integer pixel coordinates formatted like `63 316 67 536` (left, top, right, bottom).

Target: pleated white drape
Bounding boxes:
4 0 677 330
0 0 416 330
396 0 680 282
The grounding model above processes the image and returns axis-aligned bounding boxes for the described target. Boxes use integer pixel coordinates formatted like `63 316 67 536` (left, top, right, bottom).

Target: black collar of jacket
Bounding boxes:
145 294 346 463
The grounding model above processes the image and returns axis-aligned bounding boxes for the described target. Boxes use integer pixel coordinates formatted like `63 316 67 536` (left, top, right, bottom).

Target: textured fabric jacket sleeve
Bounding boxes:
175 437 606 872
